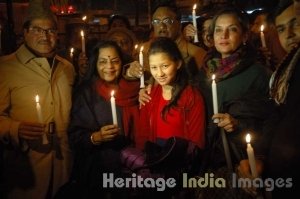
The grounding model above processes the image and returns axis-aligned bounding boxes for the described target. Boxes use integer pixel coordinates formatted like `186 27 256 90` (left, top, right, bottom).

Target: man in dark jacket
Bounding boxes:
238 0 300 198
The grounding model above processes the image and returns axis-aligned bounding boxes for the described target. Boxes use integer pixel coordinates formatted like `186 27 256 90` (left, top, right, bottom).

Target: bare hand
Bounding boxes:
237 159 264 195
212 113 238 132
139 84 152 106
238 159 264 179
184 24 197 37
92 124 119 143
126 61 143 78
18 122 46 140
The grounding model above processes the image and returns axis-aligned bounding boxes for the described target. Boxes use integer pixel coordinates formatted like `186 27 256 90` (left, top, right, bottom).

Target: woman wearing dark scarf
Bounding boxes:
67 41 140 198
196 7 272 199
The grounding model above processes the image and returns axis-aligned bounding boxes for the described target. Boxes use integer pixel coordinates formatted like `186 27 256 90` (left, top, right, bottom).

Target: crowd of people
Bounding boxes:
0 0 299 198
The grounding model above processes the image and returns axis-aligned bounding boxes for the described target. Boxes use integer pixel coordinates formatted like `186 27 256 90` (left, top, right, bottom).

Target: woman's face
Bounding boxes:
97 47 122 83
149 52 181 86
202 18 214 48
213 14 247 58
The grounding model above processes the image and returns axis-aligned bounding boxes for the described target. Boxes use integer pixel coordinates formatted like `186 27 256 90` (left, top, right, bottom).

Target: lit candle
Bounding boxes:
80 30 86 54
110 91 118 126
211 74 219 123
139 46 145 88
35 95 48 144
35 95 43 123
82 15 87 22
246 133 258 177
70 47 74 59
260 25 266 48
192 4 199 43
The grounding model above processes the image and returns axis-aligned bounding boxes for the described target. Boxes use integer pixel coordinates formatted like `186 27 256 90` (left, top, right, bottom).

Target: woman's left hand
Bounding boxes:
212 113 239 133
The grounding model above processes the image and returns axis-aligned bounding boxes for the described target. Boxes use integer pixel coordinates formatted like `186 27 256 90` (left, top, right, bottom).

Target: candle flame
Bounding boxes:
81 30 84 37
111 90 115 97
140 46 144 52
246 133 251 143
70 47 74 53
135 44 138 50
82 15 87 21
212 74 216 80
260 25 264 32
193 4 197 10
35 95 40 103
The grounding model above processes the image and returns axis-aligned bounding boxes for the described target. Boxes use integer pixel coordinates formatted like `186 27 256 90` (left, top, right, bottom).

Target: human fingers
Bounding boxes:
129 61 143 78
19 122 45 139
146 84 152 95
139 89 151 105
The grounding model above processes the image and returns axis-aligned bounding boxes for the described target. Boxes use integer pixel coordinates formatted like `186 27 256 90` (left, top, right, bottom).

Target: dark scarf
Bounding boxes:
95 78 140 107
204 46 249 80
270 44 300 105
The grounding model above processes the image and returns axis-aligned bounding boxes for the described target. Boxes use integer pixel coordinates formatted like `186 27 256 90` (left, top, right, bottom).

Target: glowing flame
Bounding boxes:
246 133 251 143
35 95 40 103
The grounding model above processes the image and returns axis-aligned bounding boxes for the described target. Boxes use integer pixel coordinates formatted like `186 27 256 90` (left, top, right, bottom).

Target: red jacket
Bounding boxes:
136 85 206 149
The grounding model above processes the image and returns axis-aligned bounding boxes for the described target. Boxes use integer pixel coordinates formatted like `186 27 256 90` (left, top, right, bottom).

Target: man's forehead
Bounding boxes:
276 5 295 25
153 7 177 18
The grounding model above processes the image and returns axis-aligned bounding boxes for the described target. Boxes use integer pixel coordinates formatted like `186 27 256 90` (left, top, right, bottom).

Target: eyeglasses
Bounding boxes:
28 26 57 36
152 18 174 26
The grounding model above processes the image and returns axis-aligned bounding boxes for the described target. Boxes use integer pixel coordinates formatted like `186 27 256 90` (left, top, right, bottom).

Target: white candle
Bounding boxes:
110 90 118 126
246 133 258 177
212 74 219 123
35 95 43 123
192 4 199 43
260 25 266 48
70 47 74 59
80 30 86 54
35 95 48 144
139 46 145 88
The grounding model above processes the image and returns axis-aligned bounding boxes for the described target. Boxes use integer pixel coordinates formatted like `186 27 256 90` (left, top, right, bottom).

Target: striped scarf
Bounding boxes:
270 45 300 104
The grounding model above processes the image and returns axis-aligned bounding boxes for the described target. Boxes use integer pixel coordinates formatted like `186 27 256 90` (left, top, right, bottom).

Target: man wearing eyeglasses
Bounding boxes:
125 3 207 80
0 1 75 198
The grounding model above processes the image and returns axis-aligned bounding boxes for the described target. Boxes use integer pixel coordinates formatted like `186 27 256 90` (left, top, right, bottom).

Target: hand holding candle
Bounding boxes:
246 133 258 177
260 25 267 48
80 30 86 54
192 4 199 43
35 95 48 144
139 46 145 88
110 91 118 126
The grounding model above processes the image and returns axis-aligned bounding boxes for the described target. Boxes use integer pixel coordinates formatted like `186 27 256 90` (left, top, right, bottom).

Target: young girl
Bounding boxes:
136 37 206 150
